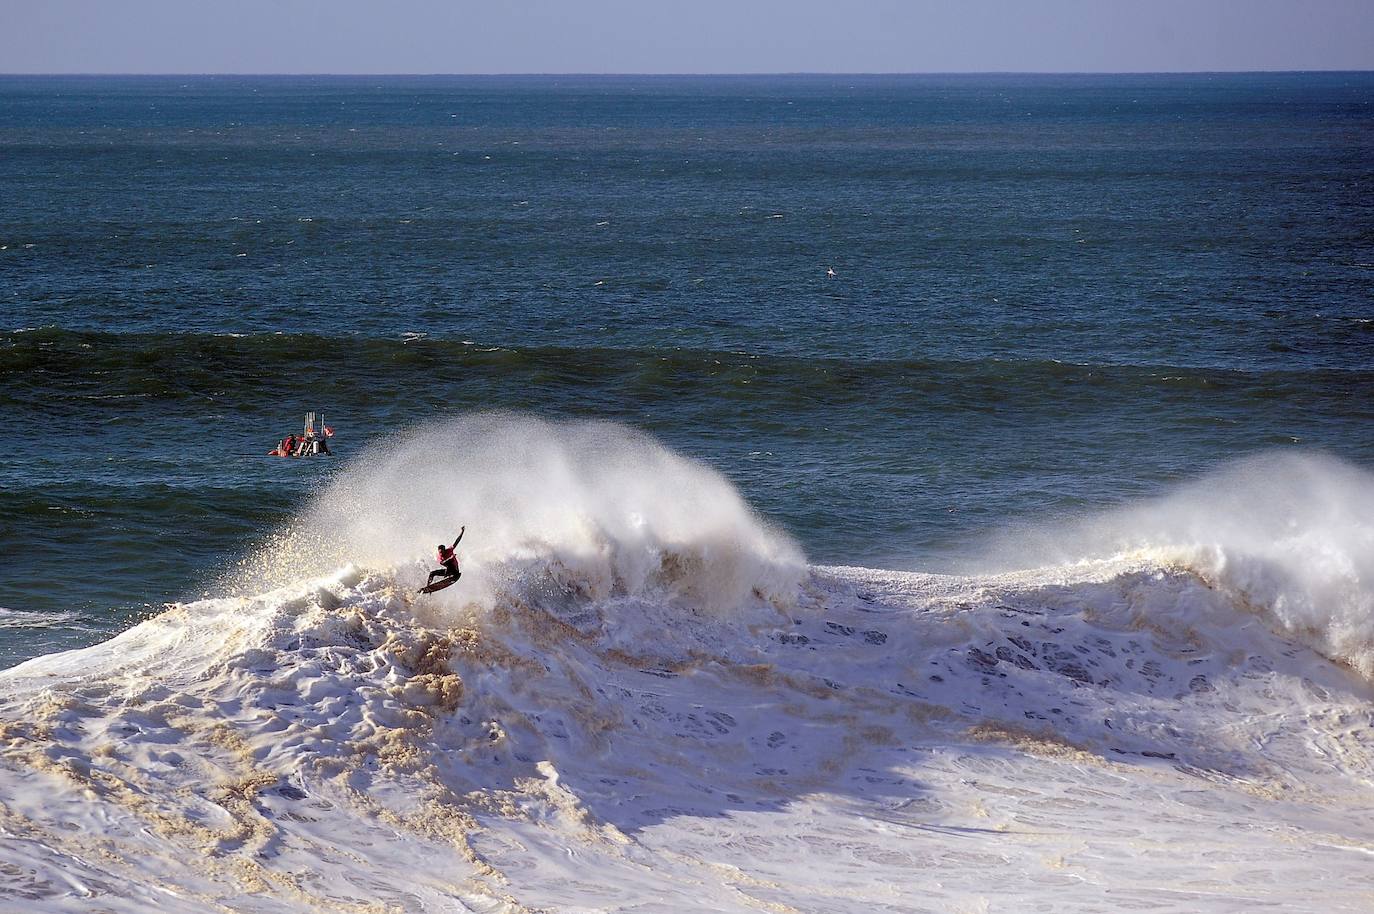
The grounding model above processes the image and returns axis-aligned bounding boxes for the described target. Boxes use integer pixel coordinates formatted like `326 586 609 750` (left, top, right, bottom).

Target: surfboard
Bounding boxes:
418 576 459 594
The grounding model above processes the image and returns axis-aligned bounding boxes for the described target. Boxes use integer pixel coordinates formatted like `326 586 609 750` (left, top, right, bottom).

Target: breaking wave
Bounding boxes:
238 414 806 619
976 450 1374 679
4 437 1374 911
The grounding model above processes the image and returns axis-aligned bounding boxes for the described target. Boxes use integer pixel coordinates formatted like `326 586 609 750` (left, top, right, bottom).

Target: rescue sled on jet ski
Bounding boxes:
269 411 334 458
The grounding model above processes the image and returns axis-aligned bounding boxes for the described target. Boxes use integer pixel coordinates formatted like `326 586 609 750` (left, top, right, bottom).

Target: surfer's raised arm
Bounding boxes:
452 526 465 549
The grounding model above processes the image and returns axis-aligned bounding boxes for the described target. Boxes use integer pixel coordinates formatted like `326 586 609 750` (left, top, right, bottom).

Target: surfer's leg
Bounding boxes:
426 569 447 584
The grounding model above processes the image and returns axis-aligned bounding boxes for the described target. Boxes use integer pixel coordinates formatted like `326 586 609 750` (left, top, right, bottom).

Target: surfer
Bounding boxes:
424 527 466 590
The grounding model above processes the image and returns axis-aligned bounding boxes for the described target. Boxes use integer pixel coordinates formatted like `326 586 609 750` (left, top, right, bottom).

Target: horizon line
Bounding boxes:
2 69 1372 78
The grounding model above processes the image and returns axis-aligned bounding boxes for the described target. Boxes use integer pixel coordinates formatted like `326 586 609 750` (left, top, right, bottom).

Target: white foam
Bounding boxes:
974 451 1374 679
0 607 86 630
4 442 1374 911
2 557 1372 912
240 414 806 618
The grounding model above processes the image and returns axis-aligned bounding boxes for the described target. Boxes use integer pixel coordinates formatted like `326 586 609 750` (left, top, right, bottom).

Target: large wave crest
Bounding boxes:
238 414 806 616
977 451 1374 678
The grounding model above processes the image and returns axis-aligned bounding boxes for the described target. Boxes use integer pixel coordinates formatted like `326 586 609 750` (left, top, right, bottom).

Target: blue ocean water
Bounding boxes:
2 73 1372 666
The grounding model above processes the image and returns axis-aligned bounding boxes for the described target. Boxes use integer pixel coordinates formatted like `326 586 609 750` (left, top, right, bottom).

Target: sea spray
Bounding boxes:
974 451 1374 678
236 414 806 616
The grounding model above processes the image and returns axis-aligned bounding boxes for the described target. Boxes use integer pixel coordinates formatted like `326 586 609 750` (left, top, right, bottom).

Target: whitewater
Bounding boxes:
2 418 1372 912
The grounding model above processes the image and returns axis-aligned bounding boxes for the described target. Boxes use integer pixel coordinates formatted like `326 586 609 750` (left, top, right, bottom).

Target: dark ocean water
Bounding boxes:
2 73 1372 666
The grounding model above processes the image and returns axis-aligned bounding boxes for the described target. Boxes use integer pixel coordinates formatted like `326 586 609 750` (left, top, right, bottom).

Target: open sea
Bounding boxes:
3 74 1374 913
4 73 1372 665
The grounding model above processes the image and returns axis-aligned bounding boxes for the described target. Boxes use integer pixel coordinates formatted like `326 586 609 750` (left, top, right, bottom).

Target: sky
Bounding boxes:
2 0 1372 74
